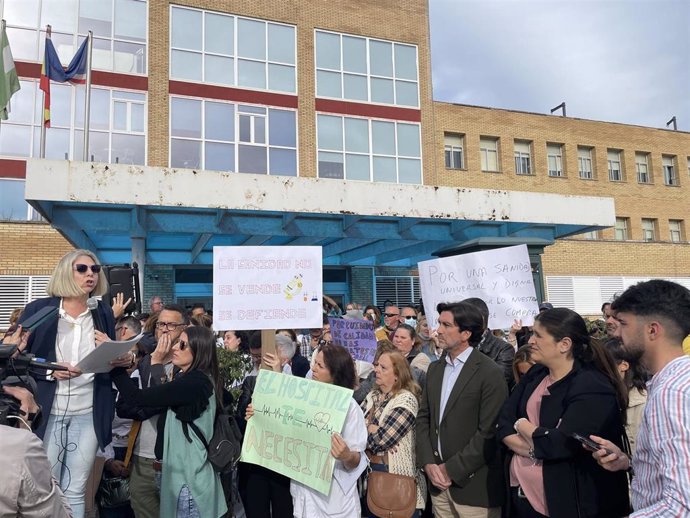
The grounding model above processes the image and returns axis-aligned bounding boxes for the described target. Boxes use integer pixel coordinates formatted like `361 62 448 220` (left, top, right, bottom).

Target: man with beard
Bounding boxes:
591 280 690 517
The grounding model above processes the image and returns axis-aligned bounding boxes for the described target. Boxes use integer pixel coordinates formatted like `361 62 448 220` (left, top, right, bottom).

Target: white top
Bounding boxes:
53 300 96 415
291 398 368 518
134 363 174 459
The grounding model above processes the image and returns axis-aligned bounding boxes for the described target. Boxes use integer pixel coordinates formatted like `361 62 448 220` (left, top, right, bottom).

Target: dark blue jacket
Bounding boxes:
19 296 117 450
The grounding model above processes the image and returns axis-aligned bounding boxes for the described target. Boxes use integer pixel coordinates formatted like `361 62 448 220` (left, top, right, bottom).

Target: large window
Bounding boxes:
316 114 421 184
669 220 684 242
663 155 677 185
614 217 629 241
2 0 147 74
635 152 651 183
578 146 594 179
514 140 532 175
607 149 622 181
170 97 297 175
315 30 418 107
0 179 42 221
170 6 296 93
480 137 499 172
444 133 464 169
641 218 656 242
547 143 563 177
0 79 146 164
0 275 50 329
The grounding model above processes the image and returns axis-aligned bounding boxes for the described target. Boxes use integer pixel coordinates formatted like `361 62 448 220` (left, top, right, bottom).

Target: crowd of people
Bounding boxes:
1 248 689 518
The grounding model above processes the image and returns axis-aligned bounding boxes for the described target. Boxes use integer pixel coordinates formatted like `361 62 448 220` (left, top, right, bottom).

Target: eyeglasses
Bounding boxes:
178 340 189 350
384 313 400 318
156 321 185 331
73 264 102 274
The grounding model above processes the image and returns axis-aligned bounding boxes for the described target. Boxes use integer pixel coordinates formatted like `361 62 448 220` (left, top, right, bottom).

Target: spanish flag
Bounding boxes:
39 32 89 127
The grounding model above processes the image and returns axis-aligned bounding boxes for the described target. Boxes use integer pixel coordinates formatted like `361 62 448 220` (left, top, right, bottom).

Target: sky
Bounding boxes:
429 0 690 131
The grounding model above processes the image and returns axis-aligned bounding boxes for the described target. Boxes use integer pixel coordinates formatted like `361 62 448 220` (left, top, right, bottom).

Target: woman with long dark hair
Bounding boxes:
497 308 630 518
605 338 649 455
112 326 227 518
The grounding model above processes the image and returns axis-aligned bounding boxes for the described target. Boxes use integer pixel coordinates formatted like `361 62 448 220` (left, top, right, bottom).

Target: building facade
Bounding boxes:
0 0 688 326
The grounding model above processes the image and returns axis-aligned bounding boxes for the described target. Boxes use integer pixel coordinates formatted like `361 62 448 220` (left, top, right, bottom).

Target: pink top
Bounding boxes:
509 375 553 516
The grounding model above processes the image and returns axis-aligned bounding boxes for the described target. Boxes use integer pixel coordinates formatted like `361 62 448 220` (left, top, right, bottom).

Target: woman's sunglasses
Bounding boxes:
73 264 102 274
178 340 189 350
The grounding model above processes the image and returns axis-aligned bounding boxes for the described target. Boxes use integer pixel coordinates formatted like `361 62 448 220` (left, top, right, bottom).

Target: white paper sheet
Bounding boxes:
77 333 144 373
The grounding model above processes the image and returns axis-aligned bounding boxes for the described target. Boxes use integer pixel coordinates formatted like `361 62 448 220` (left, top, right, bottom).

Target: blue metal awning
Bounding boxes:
25 160 616 268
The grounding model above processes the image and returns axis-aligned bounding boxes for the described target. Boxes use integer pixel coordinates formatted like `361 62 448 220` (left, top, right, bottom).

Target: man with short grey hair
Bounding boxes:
148 296 163 314
274 334 297 375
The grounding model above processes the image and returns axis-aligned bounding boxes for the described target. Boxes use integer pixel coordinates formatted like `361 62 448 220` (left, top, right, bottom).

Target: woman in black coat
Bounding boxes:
497 308 630 518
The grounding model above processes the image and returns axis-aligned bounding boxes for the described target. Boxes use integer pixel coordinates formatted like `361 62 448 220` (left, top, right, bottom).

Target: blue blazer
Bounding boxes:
19 296 117 450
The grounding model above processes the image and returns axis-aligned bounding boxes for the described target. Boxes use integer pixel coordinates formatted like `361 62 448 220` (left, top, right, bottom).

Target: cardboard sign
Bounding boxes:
240 370 353 495
419 244 539 329
213 246 323 331
328 317 377 363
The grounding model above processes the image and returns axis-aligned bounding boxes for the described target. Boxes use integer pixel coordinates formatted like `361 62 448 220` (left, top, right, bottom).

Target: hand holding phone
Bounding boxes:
571 433 614 455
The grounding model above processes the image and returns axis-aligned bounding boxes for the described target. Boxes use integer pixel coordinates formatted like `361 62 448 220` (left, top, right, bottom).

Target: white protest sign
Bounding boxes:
418 244 539 330
213 246 323 331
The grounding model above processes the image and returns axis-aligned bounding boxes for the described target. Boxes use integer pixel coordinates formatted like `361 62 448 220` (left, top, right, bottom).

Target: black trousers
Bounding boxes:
239 463 293 518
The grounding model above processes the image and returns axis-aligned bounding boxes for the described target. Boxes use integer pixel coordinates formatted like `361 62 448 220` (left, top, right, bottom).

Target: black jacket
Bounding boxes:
19 296 116 450
477 330 515 389
497 363 630 518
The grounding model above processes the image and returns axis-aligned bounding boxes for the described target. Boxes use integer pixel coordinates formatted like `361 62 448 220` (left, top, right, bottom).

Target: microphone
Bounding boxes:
87 297 106 334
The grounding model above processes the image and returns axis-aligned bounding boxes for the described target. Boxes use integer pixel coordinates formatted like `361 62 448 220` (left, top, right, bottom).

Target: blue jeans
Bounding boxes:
43 412 99 518
177 485 201 518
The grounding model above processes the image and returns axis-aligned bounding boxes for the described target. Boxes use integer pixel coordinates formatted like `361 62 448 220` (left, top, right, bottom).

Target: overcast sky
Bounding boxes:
429 0 690 131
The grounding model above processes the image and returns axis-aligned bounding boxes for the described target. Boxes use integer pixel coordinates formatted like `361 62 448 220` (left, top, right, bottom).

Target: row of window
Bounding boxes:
3 0 147 74
2 3 420 108
604 218 686 242
0 80 145 164
444 133 689 186
0 78 423 183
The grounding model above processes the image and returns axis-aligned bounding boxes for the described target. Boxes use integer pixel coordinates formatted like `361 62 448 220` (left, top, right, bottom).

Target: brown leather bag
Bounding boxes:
366 452 417 518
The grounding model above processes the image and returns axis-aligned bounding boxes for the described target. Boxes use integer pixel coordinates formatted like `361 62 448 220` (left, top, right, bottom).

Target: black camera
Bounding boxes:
0 344 63 428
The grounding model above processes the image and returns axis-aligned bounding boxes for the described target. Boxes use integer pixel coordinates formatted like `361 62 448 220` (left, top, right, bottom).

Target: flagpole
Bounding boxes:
0 19 5 130
82 31 92 161
39 25 50 159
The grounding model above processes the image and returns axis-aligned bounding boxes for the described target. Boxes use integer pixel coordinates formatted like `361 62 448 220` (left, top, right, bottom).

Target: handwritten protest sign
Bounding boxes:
328 317 377 363
213 246 322 331
241 370 353 495
418 244 539 330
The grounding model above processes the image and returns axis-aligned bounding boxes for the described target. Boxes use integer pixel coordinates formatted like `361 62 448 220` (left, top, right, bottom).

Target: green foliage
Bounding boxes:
216 347 252 403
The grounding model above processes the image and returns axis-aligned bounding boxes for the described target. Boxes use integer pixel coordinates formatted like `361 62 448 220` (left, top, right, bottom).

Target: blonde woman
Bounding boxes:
362 351 427 517
17 249 130 518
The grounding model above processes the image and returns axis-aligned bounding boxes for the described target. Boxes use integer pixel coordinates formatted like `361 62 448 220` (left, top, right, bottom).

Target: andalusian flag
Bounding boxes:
0 22 21 120
39 33 89 127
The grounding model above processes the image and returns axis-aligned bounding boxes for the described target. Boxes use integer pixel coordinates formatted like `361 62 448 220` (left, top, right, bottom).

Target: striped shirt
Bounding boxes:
631 354 690 517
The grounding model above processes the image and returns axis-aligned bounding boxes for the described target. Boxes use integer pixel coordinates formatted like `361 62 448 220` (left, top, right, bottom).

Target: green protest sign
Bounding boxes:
240 370 353 495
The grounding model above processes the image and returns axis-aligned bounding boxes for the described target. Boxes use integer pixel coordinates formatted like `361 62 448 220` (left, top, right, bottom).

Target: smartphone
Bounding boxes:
571 433 614 455
20 306 59 332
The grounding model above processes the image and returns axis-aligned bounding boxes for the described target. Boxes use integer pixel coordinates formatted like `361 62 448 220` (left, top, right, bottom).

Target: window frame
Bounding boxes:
669 220 684 242
607 148 623 182
169 95 298 176
2 0 148 75
169 5 297 94
315 113 422 184
614 217 629 241
444 133 464 170
514 140 532 176
546 142 564 177
480 136 500 172
662 155 678 186
635 151 651 184
314 29 419 108
578 146 594 179
641 218 657 242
